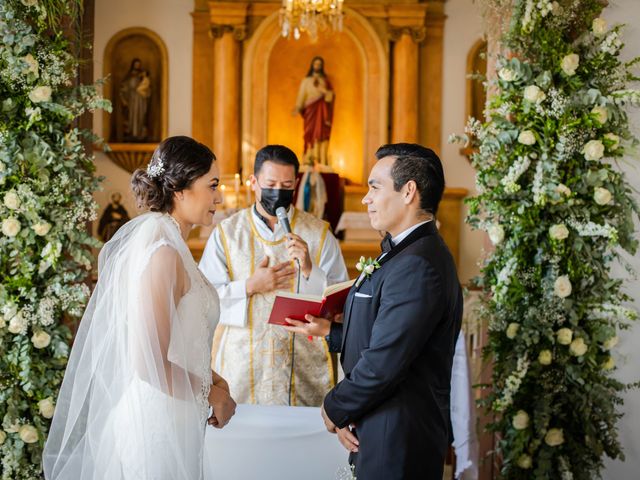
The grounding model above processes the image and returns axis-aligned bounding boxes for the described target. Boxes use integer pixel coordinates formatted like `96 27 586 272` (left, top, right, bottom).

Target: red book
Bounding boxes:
267 279 355 326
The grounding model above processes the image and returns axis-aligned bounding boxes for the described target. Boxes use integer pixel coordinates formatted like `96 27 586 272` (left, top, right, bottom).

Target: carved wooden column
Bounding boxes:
210 2 248 176
389 5 426 144
192 9 214 149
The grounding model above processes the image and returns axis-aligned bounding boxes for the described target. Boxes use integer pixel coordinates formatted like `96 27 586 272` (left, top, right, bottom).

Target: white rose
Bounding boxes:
21 0 38 6
569 337 588 356
538 350 553 365
498 68 517 82
555 183 571 197
517 454 533 469
512 410 530 430
561 54 580 76
22 53 39 76
488 224 505 245
593 187 612 205
602 356 615 370
604 133 620 150
545 428 564 447
549 224 569 240
2 218 21 237
550 1 561 15
506 322 520 339
31 331 51 349
583 140 605 161
592 18 607 37
553 275 572 298
0 430 6 445
524 85 546 103
355 262 363 272
603 335 619 350
557 328 573 345
2 303 18 320
18 425 38 444
3 191 20 210
364 264 375 275
591 106 608 125
38 397 55 419
32 221 52 236
8 313 26 334
28 86 52 103
518 130 536 145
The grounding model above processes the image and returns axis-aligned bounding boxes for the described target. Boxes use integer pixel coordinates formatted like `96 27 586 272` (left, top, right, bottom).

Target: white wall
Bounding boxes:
92 0 193 221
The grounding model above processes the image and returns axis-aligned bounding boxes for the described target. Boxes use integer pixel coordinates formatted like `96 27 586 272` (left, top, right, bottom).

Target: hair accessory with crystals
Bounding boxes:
147 157 165 178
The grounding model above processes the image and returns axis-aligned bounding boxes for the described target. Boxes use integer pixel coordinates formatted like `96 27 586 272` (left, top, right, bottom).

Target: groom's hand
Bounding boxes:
321 404 336 433
282 313 336 337
336 425 359 453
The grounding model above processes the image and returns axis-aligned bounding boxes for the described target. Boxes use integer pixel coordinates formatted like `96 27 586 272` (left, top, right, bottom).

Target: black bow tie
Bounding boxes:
380 233 394 253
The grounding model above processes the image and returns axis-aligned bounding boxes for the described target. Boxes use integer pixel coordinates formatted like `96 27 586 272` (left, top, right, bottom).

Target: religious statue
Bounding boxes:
97 192 130 242
118 58 152 141
294 56 334 166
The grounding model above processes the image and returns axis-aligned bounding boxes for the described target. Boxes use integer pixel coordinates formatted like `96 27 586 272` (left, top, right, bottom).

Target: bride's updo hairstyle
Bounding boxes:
131 136 216 213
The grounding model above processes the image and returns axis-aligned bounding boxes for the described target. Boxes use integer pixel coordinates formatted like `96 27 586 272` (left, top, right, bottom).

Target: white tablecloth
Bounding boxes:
204 404 348 480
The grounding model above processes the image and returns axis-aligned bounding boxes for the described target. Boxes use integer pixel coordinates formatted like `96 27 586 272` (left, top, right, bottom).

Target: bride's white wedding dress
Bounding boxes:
43 213 219 480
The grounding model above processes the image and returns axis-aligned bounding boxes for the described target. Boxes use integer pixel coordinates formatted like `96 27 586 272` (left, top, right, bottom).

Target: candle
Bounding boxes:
245 180 251 207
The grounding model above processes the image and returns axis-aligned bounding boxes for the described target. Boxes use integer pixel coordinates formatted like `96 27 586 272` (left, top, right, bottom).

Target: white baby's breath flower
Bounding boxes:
545 428 564 447
603 335 618 350
549 224 569 240
594 187 612 205
31 331 51 349
4 191 20 210
2 218 21 237
591 106 608 124
569 337 588 356
583 140 605 161
512 410 530 430
561 54 579 76
603 133 620 150
538 350 553 365
517 454 533 469
553 275 572 298
524 85 546 103
499 68 517 82
506 322 520 339
32 221 52 236
592 18 607 37
488 224 505 245
38 398 55 419
29 86 52 103
18 425 38 444
557 328 573 345
518 130 536 145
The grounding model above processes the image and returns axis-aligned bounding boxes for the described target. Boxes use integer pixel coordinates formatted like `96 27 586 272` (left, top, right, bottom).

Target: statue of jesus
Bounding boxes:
294 56 334 166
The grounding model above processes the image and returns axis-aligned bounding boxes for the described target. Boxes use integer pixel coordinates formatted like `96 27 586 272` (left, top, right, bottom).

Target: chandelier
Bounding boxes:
279 0 344 41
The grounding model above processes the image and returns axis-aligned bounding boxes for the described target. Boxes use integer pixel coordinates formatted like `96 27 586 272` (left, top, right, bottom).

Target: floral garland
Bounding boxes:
451 0 639 477
0 1 109 477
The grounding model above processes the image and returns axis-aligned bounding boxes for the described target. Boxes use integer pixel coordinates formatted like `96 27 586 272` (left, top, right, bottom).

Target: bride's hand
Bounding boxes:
208 384 236 428
212 371 230 394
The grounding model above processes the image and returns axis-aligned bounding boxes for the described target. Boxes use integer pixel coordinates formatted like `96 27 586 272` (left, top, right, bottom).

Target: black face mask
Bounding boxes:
258 187 295 216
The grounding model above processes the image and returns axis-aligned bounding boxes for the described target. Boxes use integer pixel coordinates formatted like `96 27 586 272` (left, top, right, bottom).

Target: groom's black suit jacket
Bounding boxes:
324 221 462 479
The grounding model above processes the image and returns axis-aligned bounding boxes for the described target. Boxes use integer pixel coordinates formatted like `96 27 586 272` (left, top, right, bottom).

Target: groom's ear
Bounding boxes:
402 180 418 205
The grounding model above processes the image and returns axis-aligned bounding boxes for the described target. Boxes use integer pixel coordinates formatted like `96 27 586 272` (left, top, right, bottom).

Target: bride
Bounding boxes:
43 136 236 479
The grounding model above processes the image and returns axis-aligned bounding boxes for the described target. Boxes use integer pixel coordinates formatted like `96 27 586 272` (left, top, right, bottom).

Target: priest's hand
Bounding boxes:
208 384 236 429
321 404 337 433
283 313 340 337
336 425 359 453
246 257 295 296
285 233 312 278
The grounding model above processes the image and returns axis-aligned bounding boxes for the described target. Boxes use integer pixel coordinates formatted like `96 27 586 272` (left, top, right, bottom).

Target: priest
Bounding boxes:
199 145 348 406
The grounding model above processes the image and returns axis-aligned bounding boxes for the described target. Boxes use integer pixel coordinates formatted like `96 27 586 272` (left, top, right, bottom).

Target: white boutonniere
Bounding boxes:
355 256 380 287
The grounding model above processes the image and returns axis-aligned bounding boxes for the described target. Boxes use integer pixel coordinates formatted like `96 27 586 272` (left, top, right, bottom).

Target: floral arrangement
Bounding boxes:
450 0 639 477
0 0 109 477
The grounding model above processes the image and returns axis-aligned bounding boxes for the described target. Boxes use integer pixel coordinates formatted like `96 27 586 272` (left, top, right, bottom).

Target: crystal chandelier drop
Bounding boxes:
279 0 344 41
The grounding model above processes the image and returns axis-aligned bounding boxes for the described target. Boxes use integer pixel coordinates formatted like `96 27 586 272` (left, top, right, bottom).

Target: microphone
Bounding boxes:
275 206 292 234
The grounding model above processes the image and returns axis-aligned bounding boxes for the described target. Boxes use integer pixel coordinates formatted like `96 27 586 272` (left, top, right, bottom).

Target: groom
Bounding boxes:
284 143 463 478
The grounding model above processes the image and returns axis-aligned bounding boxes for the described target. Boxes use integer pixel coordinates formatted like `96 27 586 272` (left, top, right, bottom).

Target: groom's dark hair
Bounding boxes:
375 143 445 215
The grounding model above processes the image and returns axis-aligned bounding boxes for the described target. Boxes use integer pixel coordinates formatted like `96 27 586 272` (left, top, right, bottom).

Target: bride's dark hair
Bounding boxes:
131 136 216 213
